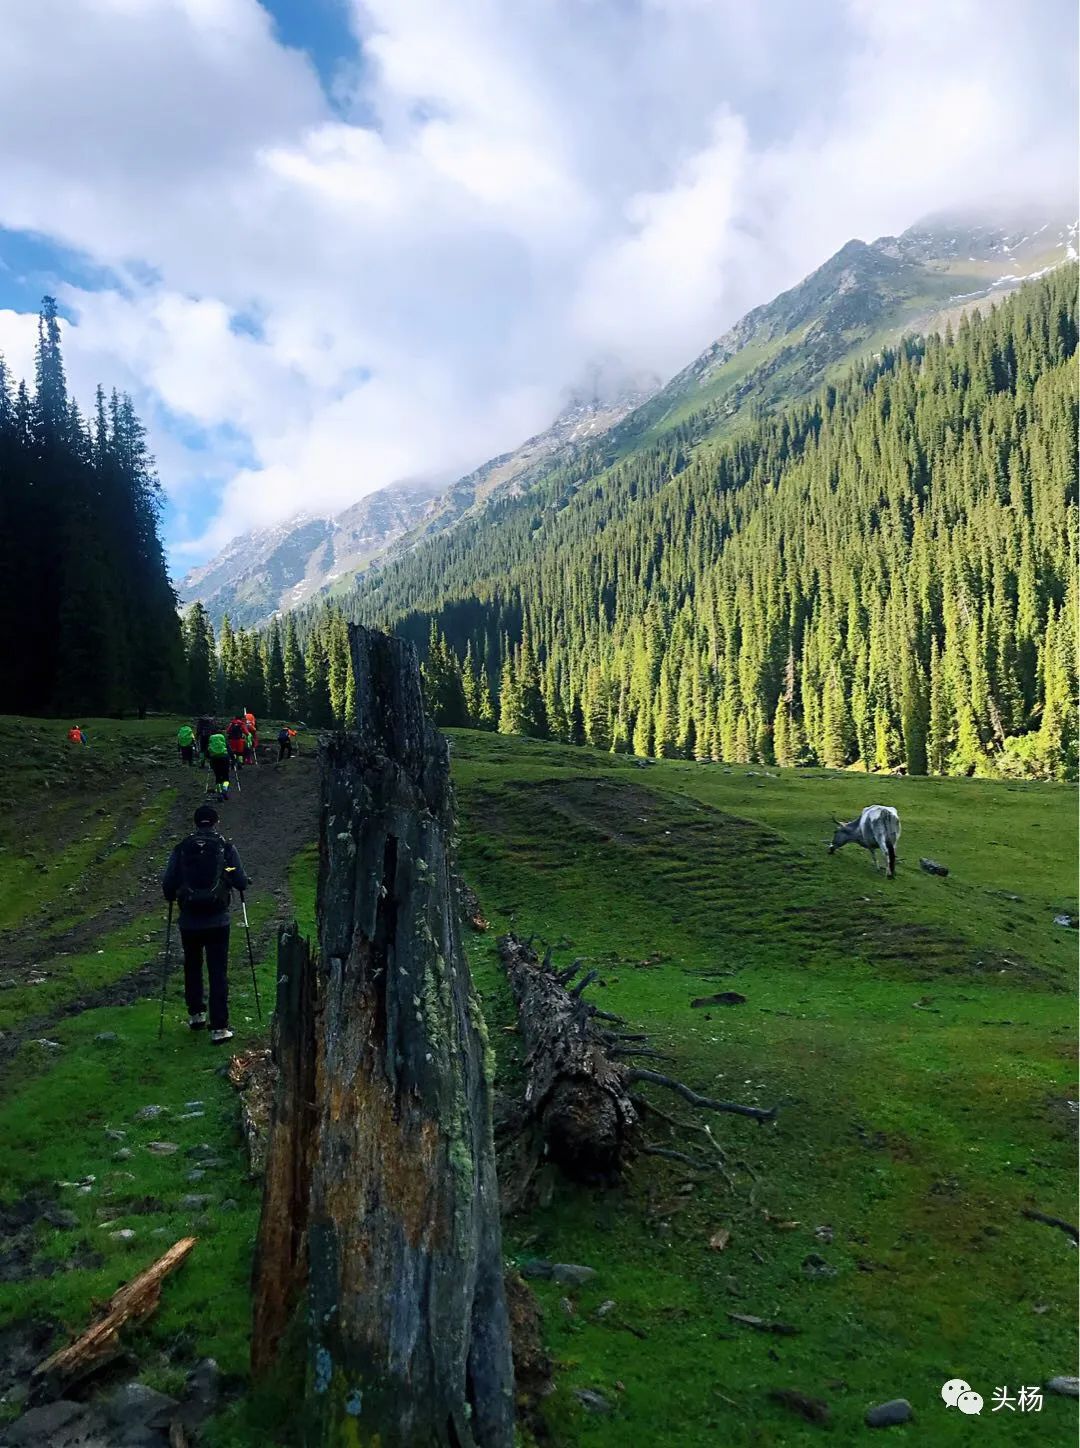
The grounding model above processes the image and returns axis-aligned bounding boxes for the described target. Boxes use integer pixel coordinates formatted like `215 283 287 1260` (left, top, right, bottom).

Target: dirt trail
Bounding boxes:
0 748 320 1070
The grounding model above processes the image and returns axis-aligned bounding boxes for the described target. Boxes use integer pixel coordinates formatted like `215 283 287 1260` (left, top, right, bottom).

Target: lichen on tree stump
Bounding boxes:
252 625 514 1447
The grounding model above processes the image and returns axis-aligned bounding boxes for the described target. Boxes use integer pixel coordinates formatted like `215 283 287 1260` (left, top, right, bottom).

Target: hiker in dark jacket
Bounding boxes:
161 804 250 1043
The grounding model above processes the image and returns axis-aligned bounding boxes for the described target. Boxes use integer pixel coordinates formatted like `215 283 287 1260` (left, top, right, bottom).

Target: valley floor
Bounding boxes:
0 720 1075 1445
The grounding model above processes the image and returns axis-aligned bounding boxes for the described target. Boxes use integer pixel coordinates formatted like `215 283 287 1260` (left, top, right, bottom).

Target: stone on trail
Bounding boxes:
134 1105 167 1122
177 1111 205 1121
112 1149 133 1162
865 1399 913 1427
94 1032 118 1044
102 1381 179 1431
186 1169 206 1183
109 1228 136 1241
178 1195 211 1211
144 1141 178 1155
1 1400 88 1445
105 1129 126 1141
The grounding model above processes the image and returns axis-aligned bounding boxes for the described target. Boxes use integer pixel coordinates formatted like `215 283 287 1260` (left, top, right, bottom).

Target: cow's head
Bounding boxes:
828 817 855 854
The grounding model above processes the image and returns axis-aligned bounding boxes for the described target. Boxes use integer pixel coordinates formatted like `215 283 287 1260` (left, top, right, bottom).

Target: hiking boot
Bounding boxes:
188 1012 207 1030
209 1028 234 1045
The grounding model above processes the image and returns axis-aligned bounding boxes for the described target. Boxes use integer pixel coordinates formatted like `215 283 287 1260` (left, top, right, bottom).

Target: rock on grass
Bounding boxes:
865 1399 912 1427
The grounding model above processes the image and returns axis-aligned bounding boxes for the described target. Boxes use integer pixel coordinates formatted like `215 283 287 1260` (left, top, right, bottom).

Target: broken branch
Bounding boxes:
628 1069 778 1123
31 1238 196 1401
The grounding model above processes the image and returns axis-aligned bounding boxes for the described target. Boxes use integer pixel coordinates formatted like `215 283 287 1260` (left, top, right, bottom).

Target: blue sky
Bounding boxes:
0 0 1074 579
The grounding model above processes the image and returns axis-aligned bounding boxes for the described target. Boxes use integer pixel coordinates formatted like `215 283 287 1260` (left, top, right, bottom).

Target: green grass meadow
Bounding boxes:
0 719 1075 1444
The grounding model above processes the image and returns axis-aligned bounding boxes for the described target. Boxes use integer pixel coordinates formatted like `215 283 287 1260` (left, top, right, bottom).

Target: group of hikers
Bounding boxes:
175 710 300 800
163 712 302 1040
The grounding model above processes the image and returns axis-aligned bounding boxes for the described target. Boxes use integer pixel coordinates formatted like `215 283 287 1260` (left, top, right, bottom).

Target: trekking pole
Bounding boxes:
231 757 241 794
157 901 174 1040
239 893 263 1022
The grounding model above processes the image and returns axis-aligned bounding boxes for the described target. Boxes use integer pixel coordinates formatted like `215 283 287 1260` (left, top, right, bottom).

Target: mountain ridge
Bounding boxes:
182 211 1075 631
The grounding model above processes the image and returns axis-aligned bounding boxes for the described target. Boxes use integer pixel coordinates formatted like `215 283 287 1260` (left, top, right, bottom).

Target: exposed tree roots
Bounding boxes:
498 934 780 1204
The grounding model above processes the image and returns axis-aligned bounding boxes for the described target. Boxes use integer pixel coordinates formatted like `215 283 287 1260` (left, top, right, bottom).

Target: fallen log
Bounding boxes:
252 624 514 1447
31 1238 195 1401
499 935 779 1195
919 858 950 877
500 934 637 1184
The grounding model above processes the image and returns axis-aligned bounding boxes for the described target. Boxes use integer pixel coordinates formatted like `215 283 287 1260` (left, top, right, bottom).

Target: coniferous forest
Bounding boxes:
0 299 183 716
278 267 1073 780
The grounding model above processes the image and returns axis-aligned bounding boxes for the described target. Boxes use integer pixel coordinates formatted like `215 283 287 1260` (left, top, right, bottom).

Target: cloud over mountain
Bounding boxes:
0 0 1074 563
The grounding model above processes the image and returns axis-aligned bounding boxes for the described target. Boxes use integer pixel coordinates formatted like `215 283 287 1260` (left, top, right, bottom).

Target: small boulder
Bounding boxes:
144 1141 179 1155
574 1388 612 1413
94 1032 119 1044
865 1399 912 1427
1047 1376 1079 1397
802 1253 837 1279
547 1263 597 1286
2 1400 89 1445
179 1194 211 1211
109 1229 136 1242
691 991 747 1008
102 1381 180 1431
112 1148 133 1162
134 1105 167 1122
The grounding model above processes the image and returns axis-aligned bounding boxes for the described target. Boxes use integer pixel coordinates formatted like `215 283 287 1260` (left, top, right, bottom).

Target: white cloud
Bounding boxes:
0 0 1074 568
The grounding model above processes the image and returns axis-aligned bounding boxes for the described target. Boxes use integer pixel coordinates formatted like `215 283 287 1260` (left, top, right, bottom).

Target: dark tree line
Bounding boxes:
0 298 183 716
326 268 1074 780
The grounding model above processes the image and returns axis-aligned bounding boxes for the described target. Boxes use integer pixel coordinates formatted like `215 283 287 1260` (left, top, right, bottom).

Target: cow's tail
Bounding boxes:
886 839 896 878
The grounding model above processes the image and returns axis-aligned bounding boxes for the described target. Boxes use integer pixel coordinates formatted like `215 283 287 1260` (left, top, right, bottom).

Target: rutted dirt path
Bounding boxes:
0 748 320 1074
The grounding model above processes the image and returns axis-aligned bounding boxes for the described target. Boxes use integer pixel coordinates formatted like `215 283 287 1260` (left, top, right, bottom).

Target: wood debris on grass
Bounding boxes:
30 1237 196 1401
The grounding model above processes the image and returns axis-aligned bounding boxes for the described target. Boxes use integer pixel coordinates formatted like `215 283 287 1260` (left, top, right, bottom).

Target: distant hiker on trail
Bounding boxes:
206 730 231 800
277 726 297 762
244 709 258 750
161 804 250 1043
195 715 214 761
243 724 256 767
227 717 247 763
67 725 85 745
176 723 196 766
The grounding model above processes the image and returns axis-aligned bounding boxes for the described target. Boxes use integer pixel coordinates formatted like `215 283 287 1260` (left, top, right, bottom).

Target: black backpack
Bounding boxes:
176 833 230 914
278 728 289 743
227 720 245 742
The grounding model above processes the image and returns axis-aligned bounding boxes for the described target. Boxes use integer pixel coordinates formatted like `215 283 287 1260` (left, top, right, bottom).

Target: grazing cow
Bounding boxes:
828 805 901 879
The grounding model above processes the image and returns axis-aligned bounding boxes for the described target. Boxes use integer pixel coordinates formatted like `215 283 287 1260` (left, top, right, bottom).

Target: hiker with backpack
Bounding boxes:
227 716 247 764
206 729 231 800
277 726 296 762
176 723 196 766
195 716 214 762
161 804 250 1043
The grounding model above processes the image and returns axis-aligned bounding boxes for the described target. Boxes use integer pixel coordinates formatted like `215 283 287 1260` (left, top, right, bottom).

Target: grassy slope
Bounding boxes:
0 717 316 1438
448 730 1078 1446
0 720 1074 1444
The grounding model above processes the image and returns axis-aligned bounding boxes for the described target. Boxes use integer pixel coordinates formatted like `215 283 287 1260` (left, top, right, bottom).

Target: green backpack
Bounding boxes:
177 725 194 747
207 733 228 758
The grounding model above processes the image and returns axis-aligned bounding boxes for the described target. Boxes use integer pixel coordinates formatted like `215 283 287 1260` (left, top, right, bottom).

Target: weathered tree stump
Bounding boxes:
253 625 514 1447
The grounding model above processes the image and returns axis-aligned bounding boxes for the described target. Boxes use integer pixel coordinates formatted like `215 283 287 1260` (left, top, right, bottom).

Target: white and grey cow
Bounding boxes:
828 805 901 878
